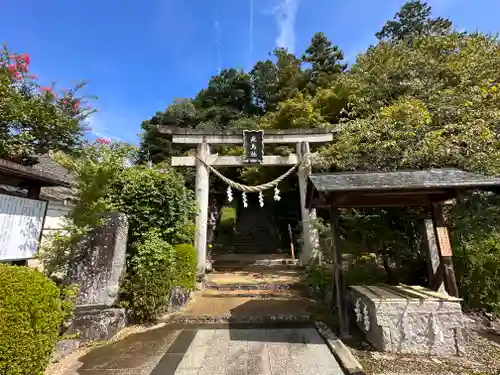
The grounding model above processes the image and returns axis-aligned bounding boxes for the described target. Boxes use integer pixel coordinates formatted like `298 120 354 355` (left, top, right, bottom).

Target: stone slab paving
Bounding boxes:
65 325 344 375
153 326 344 375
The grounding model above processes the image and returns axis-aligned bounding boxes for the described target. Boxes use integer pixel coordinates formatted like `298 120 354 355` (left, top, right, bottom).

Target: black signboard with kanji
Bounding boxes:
243 130 264 164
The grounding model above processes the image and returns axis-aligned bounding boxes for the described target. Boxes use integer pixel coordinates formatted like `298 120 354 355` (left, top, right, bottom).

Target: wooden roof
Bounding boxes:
306 168 500 208
0 158 71 188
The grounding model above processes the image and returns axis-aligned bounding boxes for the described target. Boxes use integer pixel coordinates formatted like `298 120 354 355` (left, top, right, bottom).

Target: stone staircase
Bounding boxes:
167 254 315 324
232 206 282 254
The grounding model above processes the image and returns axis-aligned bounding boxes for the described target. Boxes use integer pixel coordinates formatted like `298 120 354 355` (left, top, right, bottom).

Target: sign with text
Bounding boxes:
0 194 47 261
436 226 452 257
243 130 264 164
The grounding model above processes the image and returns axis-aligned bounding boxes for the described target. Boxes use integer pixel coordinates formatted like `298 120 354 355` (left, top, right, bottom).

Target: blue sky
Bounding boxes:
2 0 500 145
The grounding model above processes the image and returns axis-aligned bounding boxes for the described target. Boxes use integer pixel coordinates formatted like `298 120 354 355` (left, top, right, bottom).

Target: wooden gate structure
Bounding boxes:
160 127 334 275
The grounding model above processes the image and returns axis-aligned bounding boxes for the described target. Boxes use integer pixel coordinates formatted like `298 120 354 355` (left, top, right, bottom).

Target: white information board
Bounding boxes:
0 194 47 261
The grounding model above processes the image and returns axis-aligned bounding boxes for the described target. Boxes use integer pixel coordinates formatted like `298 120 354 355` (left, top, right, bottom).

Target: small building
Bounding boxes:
306 168 500 341
0 155 76 268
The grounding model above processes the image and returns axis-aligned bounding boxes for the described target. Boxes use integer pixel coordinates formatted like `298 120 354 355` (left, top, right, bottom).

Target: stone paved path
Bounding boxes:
65 324 345 375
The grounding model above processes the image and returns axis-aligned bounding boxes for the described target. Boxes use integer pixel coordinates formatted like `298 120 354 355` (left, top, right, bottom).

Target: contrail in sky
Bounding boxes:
215 4 222 73
249 0 254 71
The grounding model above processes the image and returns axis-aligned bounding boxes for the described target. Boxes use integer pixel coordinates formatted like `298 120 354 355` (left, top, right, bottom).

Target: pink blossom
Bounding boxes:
40 86 52 92
96 138 111 145
15 53 30 65
17 63 28 73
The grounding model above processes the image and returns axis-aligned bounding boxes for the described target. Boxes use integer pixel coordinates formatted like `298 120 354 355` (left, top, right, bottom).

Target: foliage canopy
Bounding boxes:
0 45 95 165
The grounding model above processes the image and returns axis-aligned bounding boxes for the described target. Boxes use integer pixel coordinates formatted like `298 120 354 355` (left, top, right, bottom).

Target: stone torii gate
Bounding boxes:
159 127 334 275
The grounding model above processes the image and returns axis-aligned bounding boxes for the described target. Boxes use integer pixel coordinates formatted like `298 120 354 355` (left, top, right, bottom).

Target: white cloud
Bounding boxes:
274 0 299 53
84 115 124 142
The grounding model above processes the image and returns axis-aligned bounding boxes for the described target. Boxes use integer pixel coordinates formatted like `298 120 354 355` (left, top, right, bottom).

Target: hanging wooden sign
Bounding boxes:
436 226 452 257
243 130 264 164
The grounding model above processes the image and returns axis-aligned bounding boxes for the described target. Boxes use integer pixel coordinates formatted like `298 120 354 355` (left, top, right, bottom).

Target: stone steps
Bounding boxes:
202 289 307 299
211 253 299 270
205 282 305 292
231 209 281 254
173 252 314 324
175 295 313 323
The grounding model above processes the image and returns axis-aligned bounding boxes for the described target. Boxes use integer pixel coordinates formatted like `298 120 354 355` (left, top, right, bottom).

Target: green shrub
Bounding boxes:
108 166 197 246
122 230 176 323
173 244 197 291
306 266 332 301
0 265 72 375
451 194 500 315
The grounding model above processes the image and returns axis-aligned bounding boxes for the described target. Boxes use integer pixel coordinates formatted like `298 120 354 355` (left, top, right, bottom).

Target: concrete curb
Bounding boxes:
313 321 366 375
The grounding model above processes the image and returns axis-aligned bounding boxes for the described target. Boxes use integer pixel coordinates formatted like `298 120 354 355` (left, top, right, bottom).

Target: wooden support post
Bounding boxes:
330 205 350 338
27 184 41 199
431 203 459 298
423 217 446 294
195 142 210 276
297 141 319 264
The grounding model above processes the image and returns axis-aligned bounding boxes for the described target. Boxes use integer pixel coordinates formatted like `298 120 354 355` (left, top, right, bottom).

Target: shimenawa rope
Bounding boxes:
195 153 314 193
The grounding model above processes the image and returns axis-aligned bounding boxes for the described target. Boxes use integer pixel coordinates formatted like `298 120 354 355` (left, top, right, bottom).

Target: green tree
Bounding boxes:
320 32 500 172
139 99 197 164
40 141 137 276
250 48 307 112
302 32 347 92
194 68 261 125
376 0 452 42
0 46 95 165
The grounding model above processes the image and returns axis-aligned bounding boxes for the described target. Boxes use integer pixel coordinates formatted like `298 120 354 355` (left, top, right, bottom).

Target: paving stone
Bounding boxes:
68 325 344 375
248 354 272 375
176 345 209 370
173 370 200 375
189 329 215 346
316 364 346 375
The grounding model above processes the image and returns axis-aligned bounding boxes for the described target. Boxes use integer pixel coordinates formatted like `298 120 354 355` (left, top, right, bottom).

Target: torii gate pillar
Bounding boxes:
297 141 319 264
195 142 210 275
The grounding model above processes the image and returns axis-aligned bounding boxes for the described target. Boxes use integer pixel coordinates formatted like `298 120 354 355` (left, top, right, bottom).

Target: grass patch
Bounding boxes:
215 206 237 247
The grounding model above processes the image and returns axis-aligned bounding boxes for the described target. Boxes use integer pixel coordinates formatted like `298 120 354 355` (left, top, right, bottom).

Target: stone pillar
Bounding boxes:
195 142 210 275
297 141 319 264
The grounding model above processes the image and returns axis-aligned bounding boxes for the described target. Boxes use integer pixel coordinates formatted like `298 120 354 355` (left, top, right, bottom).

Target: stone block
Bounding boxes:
167 286 192 312
349 284 466 356
52 339 81 362
67 306 126 342
68 213 128 307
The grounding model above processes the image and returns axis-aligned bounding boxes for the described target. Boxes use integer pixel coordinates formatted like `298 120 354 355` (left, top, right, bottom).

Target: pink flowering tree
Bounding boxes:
0 44 96 165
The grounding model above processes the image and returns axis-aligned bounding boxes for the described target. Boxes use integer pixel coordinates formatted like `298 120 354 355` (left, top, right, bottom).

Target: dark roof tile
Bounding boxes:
308 169 500 193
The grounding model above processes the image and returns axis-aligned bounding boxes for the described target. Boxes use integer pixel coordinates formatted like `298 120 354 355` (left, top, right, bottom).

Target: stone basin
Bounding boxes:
349 284 465 356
